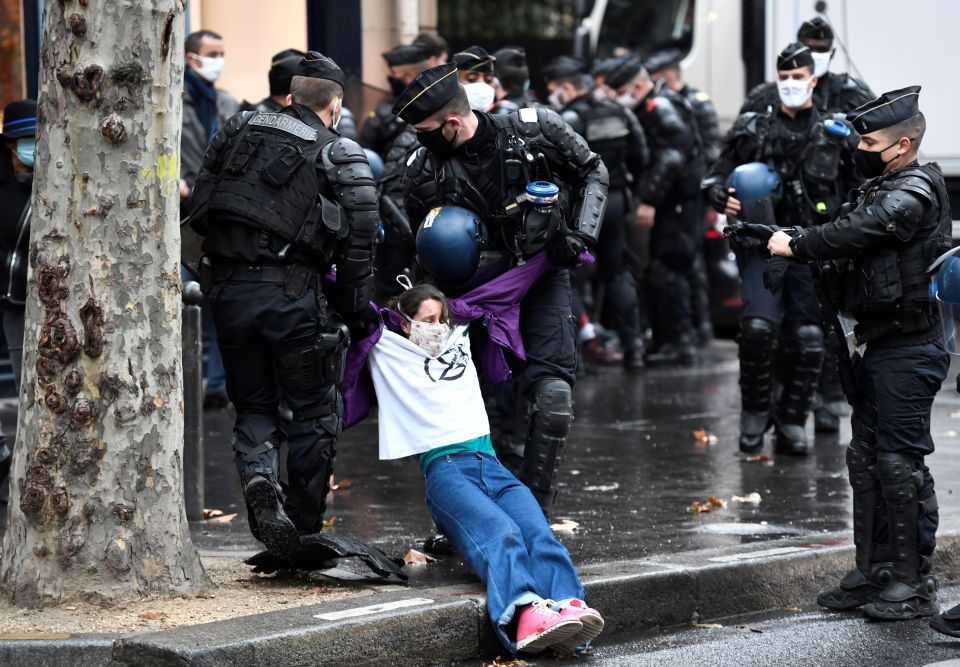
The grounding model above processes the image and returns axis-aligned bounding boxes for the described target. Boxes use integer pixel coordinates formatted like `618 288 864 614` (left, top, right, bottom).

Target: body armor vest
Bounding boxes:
842 164 951 338
434 113 569 263
207 112 343 261
754 110 846 228
567 97 630 189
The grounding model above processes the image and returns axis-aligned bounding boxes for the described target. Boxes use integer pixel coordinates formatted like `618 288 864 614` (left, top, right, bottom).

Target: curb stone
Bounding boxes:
5 526 960 666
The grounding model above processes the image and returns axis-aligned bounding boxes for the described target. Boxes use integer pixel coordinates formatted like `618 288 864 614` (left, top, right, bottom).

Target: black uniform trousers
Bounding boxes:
209 272 342 532
595 189 640 354
853 338 949 555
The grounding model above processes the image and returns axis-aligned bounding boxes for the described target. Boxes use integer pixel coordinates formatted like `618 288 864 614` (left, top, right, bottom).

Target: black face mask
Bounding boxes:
853 140 900 179
387 76 407 98
416 122 458 158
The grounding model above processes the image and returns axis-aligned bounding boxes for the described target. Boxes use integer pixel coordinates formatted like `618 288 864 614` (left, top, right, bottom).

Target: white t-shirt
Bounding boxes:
368 324 490 460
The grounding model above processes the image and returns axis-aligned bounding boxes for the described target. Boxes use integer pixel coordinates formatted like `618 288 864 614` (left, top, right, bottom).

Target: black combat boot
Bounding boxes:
818 563 892 610
930 601 960 637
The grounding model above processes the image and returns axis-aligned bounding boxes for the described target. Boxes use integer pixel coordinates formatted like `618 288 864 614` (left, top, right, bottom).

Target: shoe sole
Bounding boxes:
551 612 605 654
246 479 300 557
862 601 938 621
930 617 960 638
817 592 874 611
517 619 582 654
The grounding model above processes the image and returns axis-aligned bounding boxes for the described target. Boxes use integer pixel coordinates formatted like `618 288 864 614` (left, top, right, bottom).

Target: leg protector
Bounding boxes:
522 378 573 513
738 317 777 451
877 451 923 583
847 438 879 574
284 384 342 534
775 324 823 455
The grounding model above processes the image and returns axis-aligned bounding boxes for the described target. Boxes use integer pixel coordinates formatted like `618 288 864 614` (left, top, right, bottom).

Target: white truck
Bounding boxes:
576 0 960 221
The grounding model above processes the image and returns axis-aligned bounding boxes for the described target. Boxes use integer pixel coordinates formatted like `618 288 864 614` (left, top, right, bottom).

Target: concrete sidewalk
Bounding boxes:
4 521 960 666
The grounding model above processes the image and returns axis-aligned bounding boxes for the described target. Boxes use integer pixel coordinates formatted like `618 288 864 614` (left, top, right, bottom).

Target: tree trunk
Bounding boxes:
0 0 208 606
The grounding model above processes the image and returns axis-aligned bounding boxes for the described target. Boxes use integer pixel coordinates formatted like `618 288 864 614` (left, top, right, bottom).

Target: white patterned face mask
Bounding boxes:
407 319 450 357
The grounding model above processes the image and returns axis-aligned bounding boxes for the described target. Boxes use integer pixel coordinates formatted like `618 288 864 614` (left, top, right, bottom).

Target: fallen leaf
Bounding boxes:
691 496 727 514
744 454 772 463
62 605 77 611
403 549 437 566
694 623 723 629
138 610 165 621
323 516 337 529
549 519 580 534
583 483 619 492
783 606 802 612
692 429 719 446
731 492 762 505
331 479 353 491
202 508 224 519
483 657 528 667
208 513 237 524
750 628 763 634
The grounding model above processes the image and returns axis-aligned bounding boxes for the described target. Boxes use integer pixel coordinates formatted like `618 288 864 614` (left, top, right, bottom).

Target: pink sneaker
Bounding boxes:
551 599 605 654
515 600 583 654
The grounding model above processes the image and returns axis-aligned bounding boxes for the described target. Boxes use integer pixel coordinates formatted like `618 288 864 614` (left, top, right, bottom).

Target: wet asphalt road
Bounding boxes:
4 340 960 592
503 584 960 667
191 341 960 579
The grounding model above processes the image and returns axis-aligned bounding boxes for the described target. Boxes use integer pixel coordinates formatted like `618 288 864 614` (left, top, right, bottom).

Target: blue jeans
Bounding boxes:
424 451 584 652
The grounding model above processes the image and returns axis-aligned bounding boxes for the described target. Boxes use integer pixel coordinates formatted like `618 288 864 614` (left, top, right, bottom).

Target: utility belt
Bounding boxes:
201 258 323 300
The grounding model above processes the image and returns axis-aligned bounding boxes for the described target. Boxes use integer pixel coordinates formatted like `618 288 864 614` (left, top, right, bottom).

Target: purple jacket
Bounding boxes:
341 252 589 428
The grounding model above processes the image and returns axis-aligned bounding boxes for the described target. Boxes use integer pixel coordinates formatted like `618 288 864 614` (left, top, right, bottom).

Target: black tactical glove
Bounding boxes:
346 304 379 340
762 256 789 293
705 183 731 213
723 221 776 254
548 231 591 268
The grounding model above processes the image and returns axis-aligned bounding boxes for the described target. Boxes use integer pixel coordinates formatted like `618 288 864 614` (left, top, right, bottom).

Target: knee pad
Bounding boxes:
786 324 825 366
739 317 777 347
529 378 573 437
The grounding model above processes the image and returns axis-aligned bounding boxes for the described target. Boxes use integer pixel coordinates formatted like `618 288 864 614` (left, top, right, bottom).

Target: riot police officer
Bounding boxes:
491 47 539 115
544 55 649 370
242 49 359 141
646 49 721 344
359 43 431 158
742 16 874 116
769 86 950 620
190 53 378 555
606 56 703 366
394 63 608 513
703 43 858 456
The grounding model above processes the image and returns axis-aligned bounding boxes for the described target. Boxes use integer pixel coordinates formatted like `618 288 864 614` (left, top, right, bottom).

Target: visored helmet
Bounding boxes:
930 245 960 355
416 206 488 286
726 162 782 226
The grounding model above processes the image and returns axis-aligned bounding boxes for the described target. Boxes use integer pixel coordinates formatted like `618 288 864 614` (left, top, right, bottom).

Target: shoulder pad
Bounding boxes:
893 173 937 205
389 127 419 151
560 108 582 127
530 107 565 137
224 110 256 136
876 189 926 238
326 137 367 164
322 139 375 188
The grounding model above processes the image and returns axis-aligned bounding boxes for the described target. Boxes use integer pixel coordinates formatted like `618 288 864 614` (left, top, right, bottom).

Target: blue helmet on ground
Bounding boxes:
416 206 488 286
930 246 960 355
726 162 782 226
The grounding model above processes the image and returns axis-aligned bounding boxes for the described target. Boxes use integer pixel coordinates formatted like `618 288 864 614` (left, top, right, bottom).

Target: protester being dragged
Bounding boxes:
363 281 604 656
